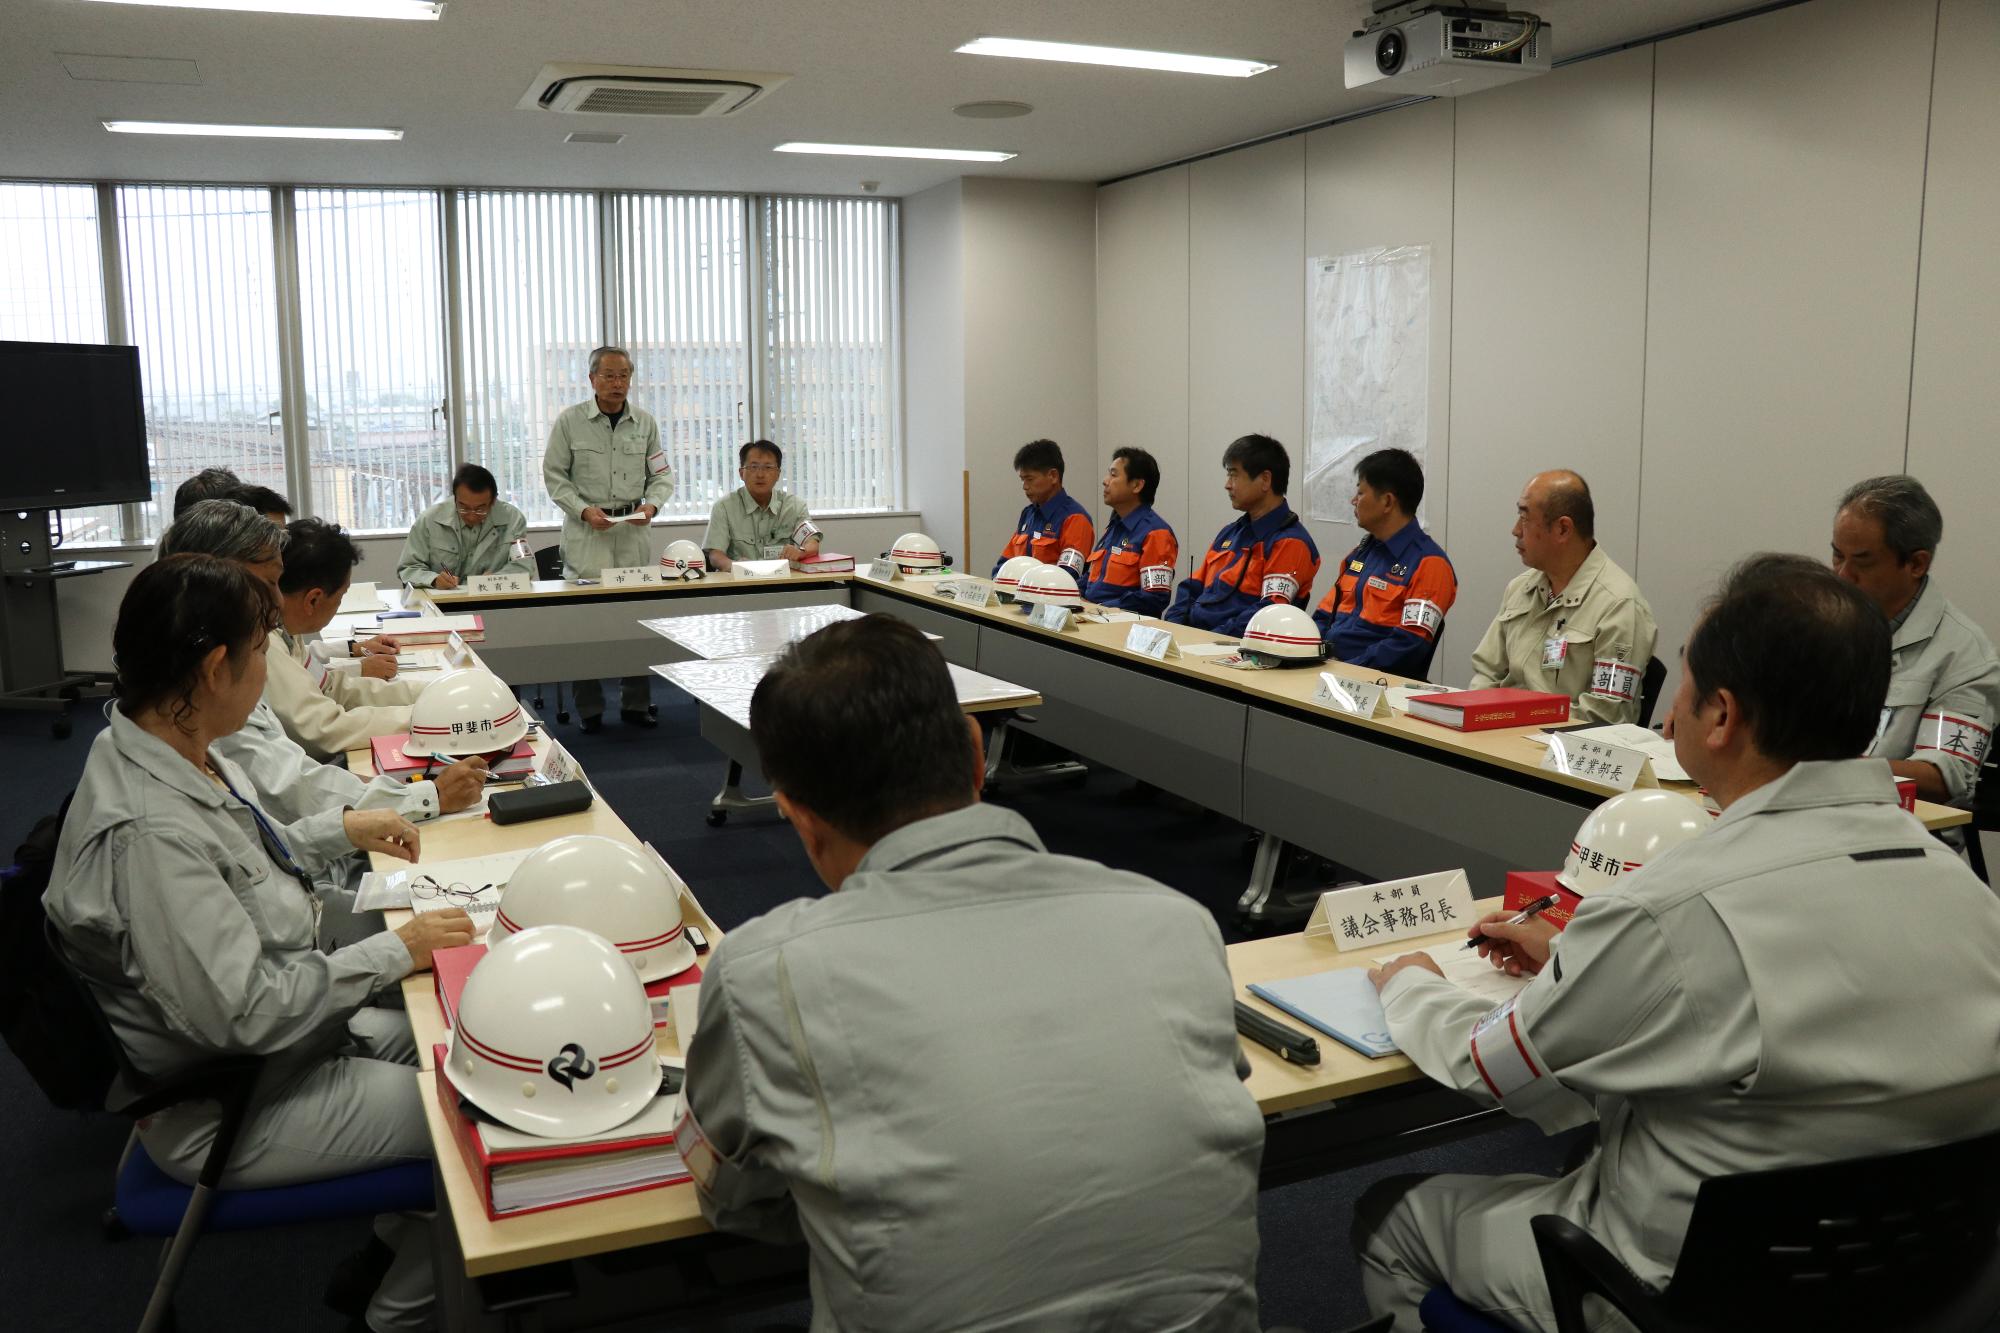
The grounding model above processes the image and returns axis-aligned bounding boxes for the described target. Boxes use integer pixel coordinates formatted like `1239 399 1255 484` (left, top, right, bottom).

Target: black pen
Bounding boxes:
1234 1001 1321 1066
1462 893 1560 949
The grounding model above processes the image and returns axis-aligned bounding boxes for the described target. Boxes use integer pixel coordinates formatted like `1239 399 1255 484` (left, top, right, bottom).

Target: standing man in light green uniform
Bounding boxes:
543 345 676 731
700 439 821 572
396 463 532 590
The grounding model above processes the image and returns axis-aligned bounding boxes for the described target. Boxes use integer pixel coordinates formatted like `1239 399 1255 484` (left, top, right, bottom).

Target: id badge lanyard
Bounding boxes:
214 766 325 941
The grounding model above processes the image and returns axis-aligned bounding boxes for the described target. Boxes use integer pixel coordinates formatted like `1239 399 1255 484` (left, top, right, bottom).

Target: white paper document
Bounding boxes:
1386 684 1451 714
1374 946 1532 1006
604 510 651 525
1179 642 1242 659
338 581 385 613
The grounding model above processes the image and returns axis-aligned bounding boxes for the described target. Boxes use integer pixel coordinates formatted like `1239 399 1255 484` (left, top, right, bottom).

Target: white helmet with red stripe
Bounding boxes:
993 556 1042 603
1240 604 1327 664
888 532 944 571
659 540 707 580
445 924 662 1138
404 668 528 758
1014 563 1083 608
1559 789 1709 895
494 835 697 983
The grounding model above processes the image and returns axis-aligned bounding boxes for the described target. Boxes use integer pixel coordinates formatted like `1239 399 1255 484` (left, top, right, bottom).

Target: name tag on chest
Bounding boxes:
1541 636 1570 668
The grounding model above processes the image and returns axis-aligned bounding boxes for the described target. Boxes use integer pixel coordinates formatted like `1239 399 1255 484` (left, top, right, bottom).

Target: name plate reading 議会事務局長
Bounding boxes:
466 572 530 595
1315 673 1387 719
1305 869 1476 953
1540 733 1656 792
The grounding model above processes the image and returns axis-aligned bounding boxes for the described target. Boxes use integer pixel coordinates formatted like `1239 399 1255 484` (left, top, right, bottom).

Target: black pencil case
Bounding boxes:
487 780 592 824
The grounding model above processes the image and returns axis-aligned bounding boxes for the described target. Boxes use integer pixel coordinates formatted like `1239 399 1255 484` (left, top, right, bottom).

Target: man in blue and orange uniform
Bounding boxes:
992 439 1094 580
1083 447 1179 617
1164 434 1321 637
1314 447 1457 678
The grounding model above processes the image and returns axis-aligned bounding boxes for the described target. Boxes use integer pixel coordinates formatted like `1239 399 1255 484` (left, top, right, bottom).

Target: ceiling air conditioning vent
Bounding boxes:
520 64 789 117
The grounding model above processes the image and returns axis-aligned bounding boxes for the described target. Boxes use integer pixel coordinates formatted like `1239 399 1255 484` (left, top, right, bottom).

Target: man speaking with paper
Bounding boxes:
1352 554 2000 1333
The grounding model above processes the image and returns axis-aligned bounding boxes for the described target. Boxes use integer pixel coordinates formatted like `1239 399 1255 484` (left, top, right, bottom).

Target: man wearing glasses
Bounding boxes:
702 439 822 573
396 463 533 590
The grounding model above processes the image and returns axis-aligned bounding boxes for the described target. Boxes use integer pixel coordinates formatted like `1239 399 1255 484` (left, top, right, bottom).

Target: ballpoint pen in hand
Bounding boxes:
1462 893 1560 949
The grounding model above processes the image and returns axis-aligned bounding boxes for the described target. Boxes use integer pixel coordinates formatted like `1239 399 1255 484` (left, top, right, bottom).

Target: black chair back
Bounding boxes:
533 543 563 581
1638 656 1668 728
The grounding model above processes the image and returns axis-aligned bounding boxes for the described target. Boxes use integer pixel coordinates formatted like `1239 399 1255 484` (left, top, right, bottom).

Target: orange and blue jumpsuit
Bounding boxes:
1163 501 1321 638
993 488 1094 581
1082 506 1179 617
1313 520 1457 678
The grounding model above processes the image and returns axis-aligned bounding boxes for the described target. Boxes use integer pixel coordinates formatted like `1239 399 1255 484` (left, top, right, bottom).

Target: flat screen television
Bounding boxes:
0 340 150 511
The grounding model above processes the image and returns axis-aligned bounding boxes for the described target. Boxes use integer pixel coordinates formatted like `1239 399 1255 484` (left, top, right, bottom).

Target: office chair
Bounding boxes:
1637 656 1668 728
1962 754 1995 886
529 543 570 723
1531 1129 2000 1333
44 919 431 1333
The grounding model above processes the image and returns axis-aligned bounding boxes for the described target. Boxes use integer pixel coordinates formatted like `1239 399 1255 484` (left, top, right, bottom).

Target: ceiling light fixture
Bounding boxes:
775 142 1015 162
956 36 1274 78
78 0 443 19
103 120 404 140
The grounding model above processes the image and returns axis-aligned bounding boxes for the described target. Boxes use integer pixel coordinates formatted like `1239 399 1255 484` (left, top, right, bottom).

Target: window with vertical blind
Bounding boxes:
295 188 452 532
456 189 602 529
117 184 283 543
1 181 900 545
0 182 119 543
759 196 898 513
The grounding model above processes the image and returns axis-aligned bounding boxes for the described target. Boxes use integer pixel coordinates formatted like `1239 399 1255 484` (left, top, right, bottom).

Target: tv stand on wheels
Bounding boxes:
0 509 127 740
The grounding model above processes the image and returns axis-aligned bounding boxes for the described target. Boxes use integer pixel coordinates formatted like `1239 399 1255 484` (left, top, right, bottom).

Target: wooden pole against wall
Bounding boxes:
961 470 971 575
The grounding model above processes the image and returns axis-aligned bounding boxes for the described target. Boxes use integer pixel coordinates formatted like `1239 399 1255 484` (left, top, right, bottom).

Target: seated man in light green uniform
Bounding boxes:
701 439 821 573
396 463 532 590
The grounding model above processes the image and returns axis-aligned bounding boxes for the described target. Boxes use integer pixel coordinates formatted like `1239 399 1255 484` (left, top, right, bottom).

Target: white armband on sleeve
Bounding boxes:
1139 564 1173 592
676 1096 750 1206
1261 572 1298 602
1918 711 1992 768
1468 995 1593 1132
1401 598 1445 637
1056 547 1085 577
1588 657 1642 703
791 519 822 547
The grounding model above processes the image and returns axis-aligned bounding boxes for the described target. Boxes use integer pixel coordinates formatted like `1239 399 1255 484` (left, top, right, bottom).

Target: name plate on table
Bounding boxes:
602 565 663 588
443 631 474 670
938 579 993 608
1540 734 1656 792
1124 624 1180 661
732 559 791 580
466 572 529 595
1306 869 1475 953
1026 603 1073 632
1316 673 1387 718
864 559 897 582
535 739 584 786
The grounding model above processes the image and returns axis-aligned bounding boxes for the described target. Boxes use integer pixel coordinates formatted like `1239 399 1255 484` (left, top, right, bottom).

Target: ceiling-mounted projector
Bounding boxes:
1344 1 1551 96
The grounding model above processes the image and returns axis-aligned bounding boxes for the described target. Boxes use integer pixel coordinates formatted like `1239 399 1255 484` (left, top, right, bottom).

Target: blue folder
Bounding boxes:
1245 969 1399 1059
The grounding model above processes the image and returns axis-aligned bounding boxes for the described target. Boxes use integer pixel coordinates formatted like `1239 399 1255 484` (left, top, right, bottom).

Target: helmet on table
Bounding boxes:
1014 564 1084 609
405 668 529 758
445 925 661 1138
1559 789 1709 895
992 556 1042 603
660 540 707 580
494 835 696 983
887 532 945 573
1239 604 1328 666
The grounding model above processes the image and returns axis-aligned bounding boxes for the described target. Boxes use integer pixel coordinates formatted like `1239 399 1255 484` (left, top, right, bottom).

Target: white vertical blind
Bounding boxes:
117 184 281 543
610 192 750 516
760 196 898 512
295 188 452 533
456 189 601 528
0 183 122 542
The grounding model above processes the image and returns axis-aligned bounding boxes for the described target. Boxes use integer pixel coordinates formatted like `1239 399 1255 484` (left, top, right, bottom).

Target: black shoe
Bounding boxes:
579 715 603 735
323 1235 394 1319
620 709 658 729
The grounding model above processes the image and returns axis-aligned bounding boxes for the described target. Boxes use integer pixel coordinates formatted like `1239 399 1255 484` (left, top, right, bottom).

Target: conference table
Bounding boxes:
349 569 1969 1327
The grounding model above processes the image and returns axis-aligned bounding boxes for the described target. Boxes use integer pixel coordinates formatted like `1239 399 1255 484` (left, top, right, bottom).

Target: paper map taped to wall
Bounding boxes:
1305 245 1431 526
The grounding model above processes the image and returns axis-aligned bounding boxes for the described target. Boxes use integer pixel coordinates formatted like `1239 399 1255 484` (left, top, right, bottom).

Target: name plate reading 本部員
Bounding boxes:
535 738 584 786
466 572 529 595
1306 869 1476 953
1125 624 1179 661
864 559 898 582
601 566 663 589
1540 734 1655 792
1315 673 1387 718
444 631 475 670
940 579 993 609
732 559 791 580
1027 603 1073 632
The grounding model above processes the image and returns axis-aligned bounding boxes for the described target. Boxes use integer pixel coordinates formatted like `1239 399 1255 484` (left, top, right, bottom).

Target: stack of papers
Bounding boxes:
1372 946 1532 1006
355 847 536 938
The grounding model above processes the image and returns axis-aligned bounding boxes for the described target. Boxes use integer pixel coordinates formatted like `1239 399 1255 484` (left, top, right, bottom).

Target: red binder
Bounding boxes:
369 734 536 780
433 943 701 1031
1406 688 1570 731
430 1046 690 1220
792 552 855 573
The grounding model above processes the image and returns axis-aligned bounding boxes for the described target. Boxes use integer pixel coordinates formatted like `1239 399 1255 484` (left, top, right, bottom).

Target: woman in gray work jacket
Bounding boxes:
43 554 476 1333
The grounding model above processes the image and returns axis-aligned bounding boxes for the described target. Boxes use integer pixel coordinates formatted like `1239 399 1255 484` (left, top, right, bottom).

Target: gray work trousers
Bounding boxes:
573 675 652 719
140 1007 434 1332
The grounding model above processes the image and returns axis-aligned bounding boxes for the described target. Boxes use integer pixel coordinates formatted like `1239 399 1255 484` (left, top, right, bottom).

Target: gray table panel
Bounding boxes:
973 626 1247 820
850 587 981 665
1243 709 1593 895
467 587 849 684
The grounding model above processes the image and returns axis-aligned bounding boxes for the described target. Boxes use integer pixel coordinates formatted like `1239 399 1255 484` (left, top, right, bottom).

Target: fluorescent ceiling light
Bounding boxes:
79 0 442 17
956 36 1274 78
103 120 404 140
775 142 1015 163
